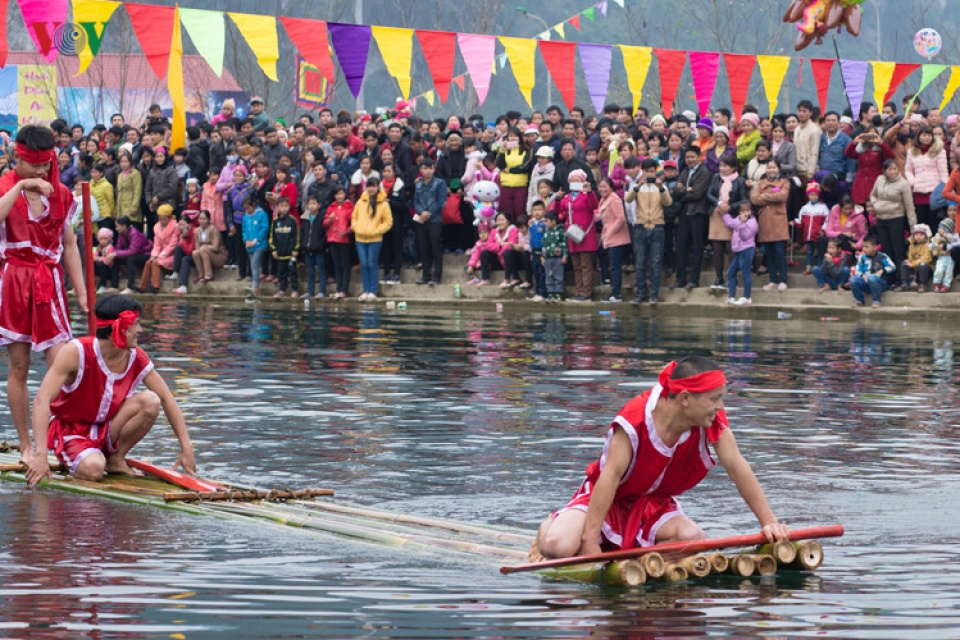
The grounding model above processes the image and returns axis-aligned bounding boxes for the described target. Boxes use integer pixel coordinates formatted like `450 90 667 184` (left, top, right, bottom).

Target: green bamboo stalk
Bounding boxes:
538 560 647 586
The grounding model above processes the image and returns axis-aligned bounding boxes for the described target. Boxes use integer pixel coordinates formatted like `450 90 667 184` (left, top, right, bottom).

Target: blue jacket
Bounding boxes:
242 207 270 252
855 251 895 277
326 155 359 189
413 177 448 225
529 218 546 250
819 131 856 182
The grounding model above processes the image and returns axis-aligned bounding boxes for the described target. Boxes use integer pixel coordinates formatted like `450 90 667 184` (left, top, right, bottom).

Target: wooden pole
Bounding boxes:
660 564 689 582
756 540 797 564
639 551 665 579
707 552 729 573
675 554 712 578
739 553 777 576
782 540 823 571
163 488 334 502
539 560 647 587
80 181 95 334
725 554 756 576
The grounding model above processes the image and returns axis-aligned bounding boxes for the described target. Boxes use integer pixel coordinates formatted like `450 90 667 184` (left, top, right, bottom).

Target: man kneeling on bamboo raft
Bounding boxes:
25 295 196 485
534 357 789 560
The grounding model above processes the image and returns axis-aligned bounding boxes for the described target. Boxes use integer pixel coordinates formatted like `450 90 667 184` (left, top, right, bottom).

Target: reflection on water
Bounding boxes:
2 303 960 638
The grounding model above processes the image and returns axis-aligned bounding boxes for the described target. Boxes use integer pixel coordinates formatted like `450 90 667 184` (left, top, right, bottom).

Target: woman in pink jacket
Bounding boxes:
596 177 631 302
478 212 521 288
139 204 180 293
819 195 869 258
905 126 949 229
552 169 599 301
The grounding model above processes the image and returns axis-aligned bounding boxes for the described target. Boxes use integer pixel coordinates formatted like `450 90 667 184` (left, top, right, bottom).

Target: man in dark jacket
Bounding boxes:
413 158 447 285
671 146 712 289
553 140 595 192
387 122 418 197
307 163 337 216
185 127 209 185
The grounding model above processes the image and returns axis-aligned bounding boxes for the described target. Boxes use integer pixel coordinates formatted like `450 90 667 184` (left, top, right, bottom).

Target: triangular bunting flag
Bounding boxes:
839 59 868 119
554 23 565 39
871 61 896 113
940 66 960 112
499 36 538 108
809 58 835 114
423 89 435 107
596 1 608 16
73 0 119 74
227 12 279 81
723 54 756 122
168 6 185 150
583 7 596 21
906 64 947 113
457 33 496 105
0 0 7 67
654 49 687 118
568 15 581 31
883 63 920 106
538 40 577 111
611 0 624 7
619 45 652 113
416 30 456 103
125 3 176 79
689 51 720 117
452 74 466 91
579 43 612 115
328 23 372 99
756 55 791 114
180 8 225 77
498 53 508 69
19 0 69 62
280 17 333 83
537 30 551 41
371 26 414 100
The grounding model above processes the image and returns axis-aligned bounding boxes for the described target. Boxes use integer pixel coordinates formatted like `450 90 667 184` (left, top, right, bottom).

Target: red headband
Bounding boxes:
658 361 727 395
95 310 140 349
15 143 56 166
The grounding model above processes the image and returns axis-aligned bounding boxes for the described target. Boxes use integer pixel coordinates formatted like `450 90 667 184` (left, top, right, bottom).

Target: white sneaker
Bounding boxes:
762 282 777 291
358 293 369 301
174 285 187 295
736 297 752 306
530 294 545 302
367 293 378 301
165 272 178 280
96 286 106 294
726 297 736 304
119 288 135 295
777 282 788 291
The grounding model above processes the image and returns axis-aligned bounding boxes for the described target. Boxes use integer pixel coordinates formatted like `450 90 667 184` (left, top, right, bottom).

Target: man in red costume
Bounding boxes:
535 356 789 559
26 294 196 485
0 125 88 465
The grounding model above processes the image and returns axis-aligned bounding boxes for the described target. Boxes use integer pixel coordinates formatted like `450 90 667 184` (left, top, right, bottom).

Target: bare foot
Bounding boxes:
817 286 830 293
18 443 34 466
104 458 143 477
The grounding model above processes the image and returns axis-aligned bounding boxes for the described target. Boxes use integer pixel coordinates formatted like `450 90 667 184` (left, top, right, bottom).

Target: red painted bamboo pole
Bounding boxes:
80 182 95 335
500 524 844 574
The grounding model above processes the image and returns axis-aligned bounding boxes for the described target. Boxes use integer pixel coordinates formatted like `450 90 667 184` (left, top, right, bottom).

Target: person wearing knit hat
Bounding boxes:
932 213 958 292
806 182 821 195
900 223 934 292
139 203 179 293
94 227 117 293
695 118 715 162
650 114 667 132
736 113 762 171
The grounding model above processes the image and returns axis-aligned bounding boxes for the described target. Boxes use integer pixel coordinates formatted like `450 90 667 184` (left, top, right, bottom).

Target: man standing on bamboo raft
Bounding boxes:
534 357 789 560
0 125 88 467
25 294 196 485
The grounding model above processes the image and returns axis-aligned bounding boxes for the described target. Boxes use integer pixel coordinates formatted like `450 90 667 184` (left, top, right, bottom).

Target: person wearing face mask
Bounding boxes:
752 158 791 291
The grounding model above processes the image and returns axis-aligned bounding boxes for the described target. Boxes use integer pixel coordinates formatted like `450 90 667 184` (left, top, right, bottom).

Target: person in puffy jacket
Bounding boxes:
870 159 916 286
324 185 354 299
351 178 393 301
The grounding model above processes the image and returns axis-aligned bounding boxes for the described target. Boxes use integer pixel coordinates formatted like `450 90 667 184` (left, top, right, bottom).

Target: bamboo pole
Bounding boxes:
639 551 666 579
0 461 67 473
725 554 756 576
539 560 647 587
738 553 777 576
660 563 689 582
163 488 334 502
781 540 823 571
707 552 729 573
675 554 712 578
756 540 797 564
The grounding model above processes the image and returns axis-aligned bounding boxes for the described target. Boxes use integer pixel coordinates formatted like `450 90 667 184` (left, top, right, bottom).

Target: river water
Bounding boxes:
2 302 960 639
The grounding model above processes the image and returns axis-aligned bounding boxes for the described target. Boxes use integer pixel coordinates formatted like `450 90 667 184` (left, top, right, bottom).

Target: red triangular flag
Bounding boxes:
809 58 835 114
654 49 687 119
723 54 757 122
280 17 335 83
568 15 581 31
883 63 921 106
0 0 7 67
538 40 578 111
452 74 466 90
31 21 60 57
125 3 176 79
416 29 457 103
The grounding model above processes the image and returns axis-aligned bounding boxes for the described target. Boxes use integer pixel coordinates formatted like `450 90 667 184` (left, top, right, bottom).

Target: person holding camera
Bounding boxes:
625 159 673 304
845 126 894 206
552 170 598 301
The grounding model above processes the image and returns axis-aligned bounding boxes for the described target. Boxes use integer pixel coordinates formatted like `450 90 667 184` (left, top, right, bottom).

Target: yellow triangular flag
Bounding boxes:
371 26 414 100
757 55 791 115
423 89 435 107
554 23 565 39
73 0 120 74
168 7 185 150
940 66 960 112
619 45 652 113
871 61 895 113
499 37 538 108
227 12 278 81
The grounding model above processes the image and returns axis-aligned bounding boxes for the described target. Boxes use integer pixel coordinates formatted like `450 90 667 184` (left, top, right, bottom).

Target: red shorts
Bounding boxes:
0 261 73 351
48 419 118 474
557 492 684 550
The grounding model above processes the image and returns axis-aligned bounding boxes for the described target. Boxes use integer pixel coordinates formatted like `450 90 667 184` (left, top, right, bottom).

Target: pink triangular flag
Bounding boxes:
596 1 608 16
689 51 720 116
456 33 496 105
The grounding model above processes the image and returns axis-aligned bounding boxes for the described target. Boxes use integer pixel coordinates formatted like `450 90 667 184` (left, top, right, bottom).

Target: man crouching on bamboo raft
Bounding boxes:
25 294 196 486
534 357 789 560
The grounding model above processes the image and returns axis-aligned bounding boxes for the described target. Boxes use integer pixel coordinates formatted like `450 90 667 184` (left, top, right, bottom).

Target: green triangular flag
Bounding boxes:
78 22 106 56
906 64 947 113
583 7 596 21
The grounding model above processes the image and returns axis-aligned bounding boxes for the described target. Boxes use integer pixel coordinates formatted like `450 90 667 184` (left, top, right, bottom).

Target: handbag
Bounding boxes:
930 182 948 213
441 191 463 225
564 198 595 243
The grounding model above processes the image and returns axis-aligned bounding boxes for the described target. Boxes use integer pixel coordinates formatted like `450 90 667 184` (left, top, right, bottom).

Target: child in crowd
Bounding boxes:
932 214 959 293
182 177 201 224
723 200 759 305
899 224 933 293
226 166 254 279
813 239 846 292
528 201 547 301
325 185 354 299
535 179 556 212
173 147 191 207
300 196 327 299
542 210 567 302
241 195 269 296
516 215 532 290
269 197 300 298
795 182 829 274
851 235 895 307
476 153 500 184
94 228 116 293
465 227 490 285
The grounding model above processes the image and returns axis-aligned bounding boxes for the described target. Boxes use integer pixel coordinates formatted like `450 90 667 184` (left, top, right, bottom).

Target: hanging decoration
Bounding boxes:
782 0 864 52
416 30 456 103
328 22 371 99
179 8 225 77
